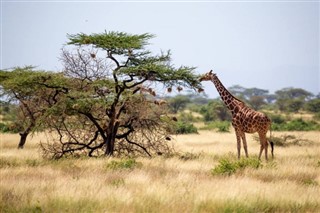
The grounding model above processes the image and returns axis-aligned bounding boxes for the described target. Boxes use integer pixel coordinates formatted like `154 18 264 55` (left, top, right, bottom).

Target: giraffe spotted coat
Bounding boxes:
200 70 273 160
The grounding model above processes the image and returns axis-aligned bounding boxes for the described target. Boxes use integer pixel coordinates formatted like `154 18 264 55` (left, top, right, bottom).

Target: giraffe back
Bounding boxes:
232 106 271 134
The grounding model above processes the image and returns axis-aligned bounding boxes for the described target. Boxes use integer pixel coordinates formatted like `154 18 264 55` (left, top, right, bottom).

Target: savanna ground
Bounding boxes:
0 130 319 213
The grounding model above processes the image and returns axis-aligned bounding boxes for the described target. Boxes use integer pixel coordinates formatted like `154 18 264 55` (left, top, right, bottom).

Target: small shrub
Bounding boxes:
178 111 200 123
0 122 21 133
200 121 230 132
212 157 262 176
313 112 320 121
268 114 286 124
0 123 12 133
105 158 142 170
174 121 198 134
212 158 237 176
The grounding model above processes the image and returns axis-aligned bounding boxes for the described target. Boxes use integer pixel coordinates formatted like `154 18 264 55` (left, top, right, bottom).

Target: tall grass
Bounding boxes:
1 131 319 212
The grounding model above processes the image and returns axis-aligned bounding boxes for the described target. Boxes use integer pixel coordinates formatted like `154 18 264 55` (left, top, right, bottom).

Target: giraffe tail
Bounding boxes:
269 122 274 159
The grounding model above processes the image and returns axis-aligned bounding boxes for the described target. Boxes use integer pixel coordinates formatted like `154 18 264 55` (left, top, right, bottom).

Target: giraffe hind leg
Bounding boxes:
258 133 268 161
270 141 274 158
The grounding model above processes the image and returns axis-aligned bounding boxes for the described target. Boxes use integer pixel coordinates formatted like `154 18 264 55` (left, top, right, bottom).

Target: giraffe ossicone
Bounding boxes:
200 70 274 160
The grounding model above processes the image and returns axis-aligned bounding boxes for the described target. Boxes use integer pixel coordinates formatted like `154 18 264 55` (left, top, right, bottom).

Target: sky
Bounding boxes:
1 0 319 98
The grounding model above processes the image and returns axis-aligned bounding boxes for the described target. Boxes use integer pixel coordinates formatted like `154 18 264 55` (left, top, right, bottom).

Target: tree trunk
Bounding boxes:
105 136 115 156
104 119 120 156
18 132 29 149
17 123 34 149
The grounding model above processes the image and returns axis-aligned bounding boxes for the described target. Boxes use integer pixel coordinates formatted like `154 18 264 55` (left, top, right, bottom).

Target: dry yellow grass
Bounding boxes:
0 130 319 212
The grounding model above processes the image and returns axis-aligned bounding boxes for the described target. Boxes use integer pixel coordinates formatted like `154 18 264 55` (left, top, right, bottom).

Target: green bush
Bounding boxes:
174 121 198 134
212 157 261 176
178 112 199 123
272 118 320 131
200 121 230 132
0 122 21 133
268 114 286 124
0 123 11 133
313 112 320 121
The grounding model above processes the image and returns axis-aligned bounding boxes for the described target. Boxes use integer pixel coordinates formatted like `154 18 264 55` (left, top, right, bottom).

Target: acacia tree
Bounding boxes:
40 31 202 158
0 67 68 148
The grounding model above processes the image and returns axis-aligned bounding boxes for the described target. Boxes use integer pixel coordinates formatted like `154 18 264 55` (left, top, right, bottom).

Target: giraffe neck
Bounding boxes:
211 75 244 114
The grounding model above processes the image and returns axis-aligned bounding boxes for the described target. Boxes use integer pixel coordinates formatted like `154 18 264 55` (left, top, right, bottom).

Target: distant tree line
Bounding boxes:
164 86 320 133
167 86 320 122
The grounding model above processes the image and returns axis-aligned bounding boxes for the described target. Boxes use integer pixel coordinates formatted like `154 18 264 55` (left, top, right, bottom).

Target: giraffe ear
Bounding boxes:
209 70 213 74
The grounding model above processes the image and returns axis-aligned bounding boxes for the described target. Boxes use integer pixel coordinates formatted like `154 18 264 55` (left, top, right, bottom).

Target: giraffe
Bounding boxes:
200 70 273 160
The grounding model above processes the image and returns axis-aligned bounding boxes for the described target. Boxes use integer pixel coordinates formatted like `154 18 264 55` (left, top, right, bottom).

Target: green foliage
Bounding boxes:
200 121 230 132
174 121 198 134
212 157 261 176
275 87 313 100
248 95 267 110
0 123 11 133
199 99 231 122
105 159 142 170
178 111 200 123
268 113 286 125
272 118 320 131
67 31 202 90
67 31 154 52
305 98 320 113
313 112 320 121
0 122 21 133
168 95 191 113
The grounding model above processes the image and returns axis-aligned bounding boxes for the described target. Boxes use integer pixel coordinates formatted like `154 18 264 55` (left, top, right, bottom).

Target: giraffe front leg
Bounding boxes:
235 130 241 159
240 132 249 158
264 140 269 161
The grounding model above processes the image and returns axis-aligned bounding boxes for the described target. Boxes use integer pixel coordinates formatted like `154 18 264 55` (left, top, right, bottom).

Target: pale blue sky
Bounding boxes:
1 1 319 98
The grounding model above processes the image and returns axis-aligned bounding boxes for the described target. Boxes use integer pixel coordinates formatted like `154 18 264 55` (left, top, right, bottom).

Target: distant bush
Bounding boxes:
305 98 320 113
178 111 200 123
174 121 198 134
268 114 286 125
0 122 20 133
0 123 11 133
313 112 320 121
200 121 230 132
212 157 261 176
272 118 320 131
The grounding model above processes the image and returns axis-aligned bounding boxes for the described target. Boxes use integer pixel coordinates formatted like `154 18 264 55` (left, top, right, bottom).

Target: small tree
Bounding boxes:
167 95 191 113
305 98 320 113
200 99 231 122
40 31 202 158
248 96 267 110
0 67 67 148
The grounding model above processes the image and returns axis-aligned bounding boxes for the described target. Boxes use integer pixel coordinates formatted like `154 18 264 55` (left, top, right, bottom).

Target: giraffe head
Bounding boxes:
199 70 216 82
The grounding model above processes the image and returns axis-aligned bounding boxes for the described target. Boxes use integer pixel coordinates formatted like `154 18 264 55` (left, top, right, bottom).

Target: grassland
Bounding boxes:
1 130 319 212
